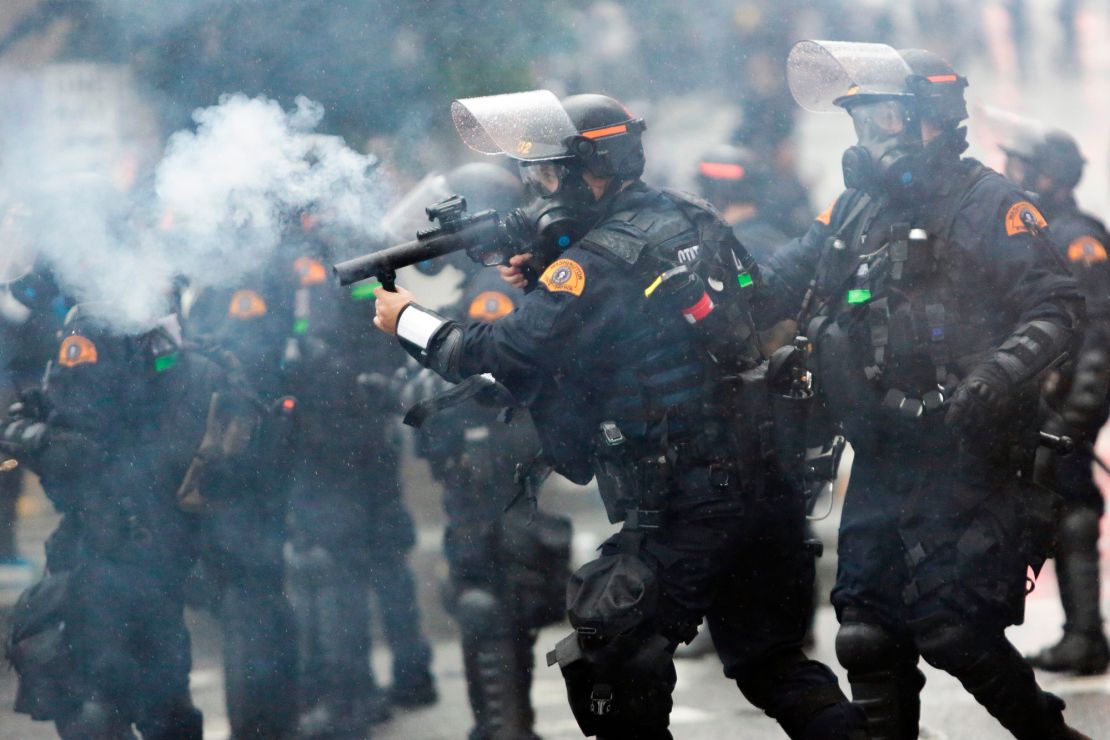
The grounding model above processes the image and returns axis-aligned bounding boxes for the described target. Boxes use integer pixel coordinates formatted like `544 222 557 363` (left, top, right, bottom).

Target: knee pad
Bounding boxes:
285 543 345 586
734 649 860 739
914 624 981 675
835 622 902 675
452 587 506 636
1060 506 1100 546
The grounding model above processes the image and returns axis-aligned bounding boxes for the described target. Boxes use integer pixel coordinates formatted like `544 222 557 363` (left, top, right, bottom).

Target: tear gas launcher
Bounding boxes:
333 195 528 290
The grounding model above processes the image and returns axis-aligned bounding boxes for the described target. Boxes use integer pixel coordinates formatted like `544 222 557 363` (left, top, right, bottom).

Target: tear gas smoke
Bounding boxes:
8 91 389 334
154 93 390 298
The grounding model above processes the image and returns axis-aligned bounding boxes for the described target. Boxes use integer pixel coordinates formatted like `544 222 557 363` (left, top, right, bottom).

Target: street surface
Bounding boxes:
4 5 1110 737
0 465 1108 739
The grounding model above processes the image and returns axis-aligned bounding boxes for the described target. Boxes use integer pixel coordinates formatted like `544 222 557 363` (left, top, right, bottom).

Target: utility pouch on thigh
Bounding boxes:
6 572 76 720
564 552 659 643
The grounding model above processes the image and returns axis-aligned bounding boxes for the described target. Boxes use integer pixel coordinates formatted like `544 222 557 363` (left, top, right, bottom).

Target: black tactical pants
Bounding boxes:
832 448 1075 739
289 469 432 705
66 560 201 738
201 488 298 739
556 464 862 739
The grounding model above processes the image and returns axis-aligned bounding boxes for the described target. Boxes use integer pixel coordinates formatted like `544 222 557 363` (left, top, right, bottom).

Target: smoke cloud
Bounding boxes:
8 89 389 334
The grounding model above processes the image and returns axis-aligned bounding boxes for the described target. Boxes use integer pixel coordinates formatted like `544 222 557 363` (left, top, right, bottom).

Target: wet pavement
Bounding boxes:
1 467 1108 739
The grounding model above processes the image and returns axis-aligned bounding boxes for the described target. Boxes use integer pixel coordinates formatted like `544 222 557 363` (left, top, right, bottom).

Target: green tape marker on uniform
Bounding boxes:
351 281 382 301
737 272 754 288
846 289 872 305
293 318 309 335
154 352 179 373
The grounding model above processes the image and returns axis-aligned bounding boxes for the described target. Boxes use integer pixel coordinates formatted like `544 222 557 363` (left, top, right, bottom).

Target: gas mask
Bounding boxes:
841 99 926 195
516 161 603 264
135 313 184 376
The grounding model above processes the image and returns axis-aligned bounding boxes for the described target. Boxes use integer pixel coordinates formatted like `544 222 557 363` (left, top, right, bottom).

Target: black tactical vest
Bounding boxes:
807 163 997 440
577 185 765 449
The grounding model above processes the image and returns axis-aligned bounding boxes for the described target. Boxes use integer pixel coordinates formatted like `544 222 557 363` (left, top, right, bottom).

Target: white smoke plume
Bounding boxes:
5 83 389 334
155 94 388 293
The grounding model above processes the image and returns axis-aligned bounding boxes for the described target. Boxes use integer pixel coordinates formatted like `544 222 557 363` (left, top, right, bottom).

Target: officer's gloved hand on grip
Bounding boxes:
0 417 48 457
945 362 1013 434
498 253 536 291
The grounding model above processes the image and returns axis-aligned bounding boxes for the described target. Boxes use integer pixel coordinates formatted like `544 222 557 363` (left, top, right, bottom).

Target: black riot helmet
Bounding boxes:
558 94 647 180
452 90 646 262
695 144 768 211
981 105 1085 194
787 40 968 197
1031 131 1085 192
898 48 969 127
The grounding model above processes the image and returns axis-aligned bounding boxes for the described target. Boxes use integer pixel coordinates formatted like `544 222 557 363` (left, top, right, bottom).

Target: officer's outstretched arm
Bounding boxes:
758 203 841 328
387 251 604 389
984 200 1082 382
947 196 1083 429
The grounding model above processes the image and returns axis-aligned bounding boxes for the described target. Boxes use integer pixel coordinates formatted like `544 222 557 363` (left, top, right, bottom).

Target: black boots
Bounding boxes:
1028 507 1110 676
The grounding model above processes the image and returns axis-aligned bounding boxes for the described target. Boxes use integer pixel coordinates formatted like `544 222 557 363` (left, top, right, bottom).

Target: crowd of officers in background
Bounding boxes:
0 49 1109 740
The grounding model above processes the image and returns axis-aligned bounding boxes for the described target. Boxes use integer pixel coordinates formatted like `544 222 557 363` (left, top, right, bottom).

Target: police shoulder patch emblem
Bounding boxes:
468 290 515 321
58 335 98 368
815 199 836 226
1004 200 1048 236
293 257 328 286
539 258 586 296
228 289 268 319
1068 236 1109 265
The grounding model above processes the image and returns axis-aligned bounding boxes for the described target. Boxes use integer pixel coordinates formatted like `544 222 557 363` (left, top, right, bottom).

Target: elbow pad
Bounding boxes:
396 304 466 383
989 319 1072 387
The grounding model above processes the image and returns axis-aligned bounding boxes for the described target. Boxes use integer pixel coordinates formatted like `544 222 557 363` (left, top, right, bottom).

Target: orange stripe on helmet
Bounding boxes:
698 162 746 180
926 74 958 83
581 123 628 139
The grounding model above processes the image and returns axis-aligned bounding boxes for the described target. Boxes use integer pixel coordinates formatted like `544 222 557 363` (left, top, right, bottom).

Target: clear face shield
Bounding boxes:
786 40 913 113
975 104 1046 191
452 90 599 261
452 90 579 162
788 41 933 193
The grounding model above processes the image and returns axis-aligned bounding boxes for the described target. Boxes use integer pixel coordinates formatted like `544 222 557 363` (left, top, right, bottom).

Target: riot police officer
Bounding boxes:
185 262 300 739
3 305 209 739
767 41 1088 738
0 250 68 576
696 144 789 263
994 120 1110 675
400 162 572 740
371 90 864 739
284 212 435 740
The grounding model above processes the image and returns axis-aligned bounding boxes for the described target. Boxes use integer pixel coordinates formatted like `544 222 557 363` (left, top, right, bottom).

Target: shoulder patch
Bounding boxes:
229 289 268 319
539 259 586 296
468 290 515 321
58 335 98 368
1004 200 1048 236
815 200 835 225
293 257 328 286
1068 235 1109 265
